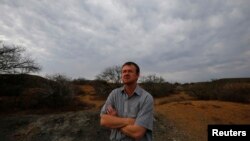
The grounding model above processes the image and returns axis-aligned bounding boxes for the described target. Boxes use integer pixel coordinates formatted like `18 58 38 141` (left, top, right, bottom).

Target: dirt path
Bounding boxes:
76 85 105 109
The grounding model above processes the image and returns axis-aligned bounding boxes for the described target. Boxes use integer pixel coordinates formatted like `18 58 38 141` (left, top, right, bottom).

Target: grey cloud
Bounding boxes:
0 0 249 82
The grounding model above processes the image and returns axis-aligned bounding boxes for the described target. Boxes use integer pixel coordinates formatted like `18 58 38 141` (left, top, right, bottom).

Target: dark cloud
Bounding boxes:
0 0 249 82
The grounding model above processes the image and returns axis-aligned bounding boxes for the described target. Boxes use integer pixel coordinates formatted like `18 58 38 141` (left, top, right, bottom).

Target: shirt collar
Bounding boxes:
121 85 142 96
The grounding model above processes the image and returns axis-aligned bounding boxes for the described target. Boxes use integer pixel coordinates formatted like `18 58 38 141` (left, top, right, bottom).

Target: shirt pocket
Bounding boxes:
127 106 139 118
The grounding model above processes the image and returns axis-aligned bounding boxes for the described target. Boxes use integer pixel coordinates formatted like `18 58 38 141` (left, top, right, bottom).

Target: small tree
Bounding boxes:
0 40 41 74
140 74 176 97
45 74 74 107
140 74 165 83
96 65 122 84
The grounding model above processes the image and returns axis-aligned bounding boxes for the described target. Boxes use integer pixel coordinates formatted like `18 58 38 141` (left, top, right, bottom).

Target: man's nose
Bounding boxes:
123 71 128 75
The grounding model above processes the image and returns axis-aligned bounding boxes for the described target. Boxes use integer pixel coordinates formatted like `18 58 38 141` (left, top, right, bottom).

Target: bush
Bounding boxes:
19 88 51 109
72 78 90 85
91 80 176 98
140 82 176 97
0 74 75 111
0 74 50 96
44 74 74 108
91 80 122 99
16 79 74 110
184 79 250 103
217 83 250 102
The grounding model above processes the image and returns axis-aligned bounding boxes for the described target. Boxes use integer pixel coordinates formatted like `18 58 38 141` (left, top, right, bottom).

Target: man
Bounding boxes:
100 62 154 141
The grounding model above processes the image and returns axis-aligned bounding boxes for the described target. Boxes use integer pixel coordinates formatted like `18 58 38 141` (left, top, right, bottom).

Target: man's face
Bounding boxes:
121 65 139 84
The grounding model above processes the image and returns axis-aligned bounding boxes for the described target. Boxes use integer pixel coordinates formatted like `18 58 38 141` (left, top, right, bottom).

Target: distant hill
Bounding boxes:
184 78 250 103
0 74 79 112
0 74 49 85
0 74 52 96
212 78 250 83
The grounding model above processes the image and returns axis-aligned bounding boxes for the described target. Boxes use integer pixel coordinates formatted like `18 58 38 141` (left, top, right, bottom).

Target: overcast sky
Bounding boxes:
1 0 250 83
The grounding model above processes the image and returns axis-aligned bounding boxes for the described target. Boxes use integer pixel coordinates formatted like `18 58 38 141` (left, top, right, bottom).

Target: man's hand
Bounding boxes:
126 118 135 125
100 114 135 129
106 105 117 116
101 105 137 132
120 125 147 140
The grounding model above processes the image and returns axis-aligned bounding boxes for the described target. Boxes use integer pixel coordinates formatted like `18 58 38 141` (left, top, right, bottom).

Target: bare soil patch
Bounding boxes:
155 100 250 141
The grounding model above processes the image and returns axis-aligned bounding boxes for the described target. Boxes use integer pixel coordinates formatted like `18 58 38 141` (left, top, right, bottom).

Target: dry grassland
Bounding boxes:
79 85 250 141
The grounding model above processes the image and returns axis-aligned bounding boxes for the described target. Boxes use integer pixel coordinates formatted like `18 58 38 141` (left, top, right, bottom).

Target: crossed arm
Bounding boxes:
100 106 147 140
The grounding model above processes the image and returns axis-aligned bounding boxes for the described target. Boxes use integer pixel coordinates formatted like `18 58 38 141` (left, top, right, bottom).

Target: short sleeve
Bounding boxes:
135 94 154 131
100 90 115 115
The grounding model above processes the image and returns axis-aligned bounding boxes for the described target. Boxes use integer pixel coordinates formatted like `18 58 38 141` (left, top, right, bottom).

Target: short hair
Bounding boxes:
122 61 140 74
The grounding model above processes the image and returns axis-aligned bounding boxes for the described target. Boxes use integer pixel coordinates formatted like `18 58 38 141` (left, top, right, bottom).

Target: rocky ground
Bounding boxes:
0 110 188 141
